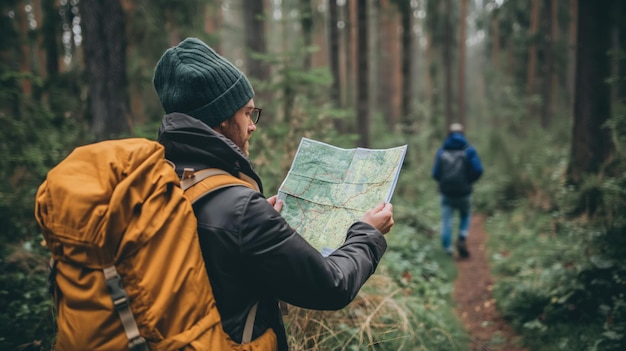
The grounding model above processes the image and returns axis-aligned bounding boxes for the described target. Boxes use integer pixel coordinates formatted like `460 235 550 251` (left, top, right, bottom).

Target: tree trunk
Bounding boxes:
457 0 467 127
379 0 399 127
311 2 327 68
32 0 45 81
300 0 314 71
339 1 353 108
540 0 554 128
550 0 560 118
242 0 270 117
80 0 130 140
356 0 369 147
368 0 379 129
615 0 626 101
243 0 269 81
329 0 341 108
17 2 32 95
527 0 540 95
443 0 453 127
349 0 358 107
328 0 346 132
568 1 614 183
567 0 578 108
41 0 63 113
42 0 59 79
399 0 413 132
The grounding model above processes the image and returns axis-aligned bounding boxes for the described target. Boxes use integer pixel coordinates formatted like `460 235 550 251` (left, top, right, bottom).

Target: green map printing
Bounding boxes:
277 138 407 256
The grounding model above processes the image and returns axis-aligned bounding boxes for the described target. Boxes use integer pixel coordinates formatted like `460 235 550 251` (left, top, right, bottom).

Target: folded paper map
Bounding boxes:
277 138 407 256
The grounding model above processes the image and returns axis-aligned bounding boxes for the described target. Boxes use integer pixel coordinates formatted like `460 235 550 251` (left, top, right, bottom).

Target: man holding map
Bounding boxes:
153 37 394 351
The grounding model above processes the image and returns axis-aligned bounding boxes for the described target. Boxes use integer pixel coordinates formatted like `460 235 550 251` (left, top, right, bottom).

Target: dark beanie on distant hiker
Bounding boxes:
153 37 254 127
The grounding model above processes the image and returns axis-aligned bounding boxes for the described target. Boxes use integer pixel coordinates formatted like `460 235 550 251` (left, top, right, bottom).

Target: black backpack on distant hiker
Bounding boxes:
438 147 471 196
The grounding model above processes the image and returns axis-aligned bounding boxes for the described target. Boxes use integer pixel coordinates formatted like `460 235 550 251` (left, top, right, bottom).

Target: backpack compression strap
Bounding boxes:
47 257 148 350
103 265 148 351
179 167 261 344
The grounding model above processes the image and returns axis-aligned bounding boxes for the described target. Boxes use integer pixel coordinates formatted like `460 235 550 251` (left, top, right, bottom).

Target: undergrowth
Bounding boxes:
481 118 626 351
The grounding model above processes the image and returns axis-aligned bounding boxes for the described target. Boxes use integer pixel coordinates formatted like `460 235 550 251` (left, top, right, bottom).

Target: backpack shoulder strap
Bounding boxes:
180 168 259 204
178 167 261 344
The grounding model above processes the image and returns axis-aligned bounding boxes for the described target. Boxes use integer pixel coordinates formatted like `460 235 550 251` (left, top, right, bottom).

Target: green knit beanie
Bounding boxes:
153 37 254 127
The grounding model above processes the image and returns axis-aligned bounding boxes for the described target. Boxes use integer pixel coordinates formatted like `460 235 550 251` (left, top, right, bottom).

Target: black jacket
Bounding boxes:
158 113 388 350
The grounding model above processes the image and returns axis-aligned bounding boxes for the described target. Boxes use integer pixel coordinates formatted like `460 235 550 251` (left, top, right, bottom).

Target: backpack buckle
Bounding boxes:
103 266 130 311
182 168 196 180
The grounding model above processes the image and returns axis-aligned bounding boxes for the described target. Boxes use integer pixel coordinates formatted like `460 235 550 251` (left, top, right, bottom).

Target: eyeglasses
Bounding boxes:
245 107 262 124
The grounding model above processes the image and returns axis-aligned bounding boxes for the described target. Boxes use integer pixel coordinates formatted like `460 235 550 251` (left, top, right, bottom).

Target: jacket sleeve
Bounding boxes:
466 146 483 182
239 191 387 310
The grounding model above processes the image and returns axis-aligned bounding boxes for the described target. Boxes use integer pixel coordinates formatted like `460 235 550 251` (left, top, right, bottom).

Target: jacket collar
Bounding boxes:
157 112 264 194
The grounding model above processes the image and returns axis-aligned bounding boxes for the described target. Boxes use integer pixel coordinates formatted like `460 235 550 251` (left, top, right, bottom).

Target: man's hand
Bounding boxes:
267 195 283 212
360 202 394 234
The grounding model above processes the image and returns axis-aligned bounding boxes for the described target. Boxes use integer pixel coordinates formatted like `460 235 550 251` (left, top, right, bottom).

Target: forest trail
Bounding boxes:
453 215 529 351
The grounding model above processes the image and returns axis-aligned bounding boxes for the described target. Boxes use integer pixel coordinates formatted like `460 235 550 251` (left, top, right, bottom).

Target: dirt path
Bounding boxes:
453 215 529 351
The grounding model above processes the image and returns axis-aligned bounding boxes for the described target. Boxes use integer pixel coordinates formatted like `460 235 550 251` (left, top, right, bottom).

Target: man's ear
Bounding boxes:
212 120 227 133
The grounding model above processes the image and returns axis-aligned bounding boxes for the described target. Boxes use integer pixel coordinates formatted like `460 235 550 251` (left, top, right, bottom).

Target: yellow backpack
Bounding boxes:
34 138 277 351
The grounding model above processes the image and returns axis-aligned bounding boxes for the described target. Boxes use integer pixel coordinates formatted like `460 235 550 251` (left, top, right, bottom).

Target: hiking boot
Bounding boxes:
456 238 470 258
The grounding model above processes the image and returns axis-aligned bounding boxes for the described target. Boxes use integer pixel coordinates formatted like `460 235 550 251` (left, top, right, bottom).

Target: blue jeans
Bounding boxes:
440 195 471 251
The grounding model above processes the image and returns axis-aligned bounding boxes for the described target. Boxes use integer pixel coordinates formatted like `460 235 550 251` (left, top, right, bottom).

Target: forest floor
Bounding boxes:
453 215 529 351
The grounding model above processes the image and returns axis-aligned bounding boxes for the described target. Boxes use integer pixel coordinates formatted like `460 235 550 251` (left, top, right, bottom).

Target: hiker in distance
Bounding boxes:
153 37 394 350
431 123 483 258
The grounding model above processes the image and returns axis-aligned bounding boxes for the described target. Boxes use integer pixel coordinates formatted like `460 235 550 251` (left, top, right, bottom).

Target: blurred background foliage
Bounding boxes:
1 0 625 350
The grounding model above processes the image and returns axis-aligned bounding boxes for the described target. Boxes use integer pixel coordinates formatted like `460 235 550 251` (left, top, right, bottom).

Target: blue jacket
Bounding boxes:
432 132 483 195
